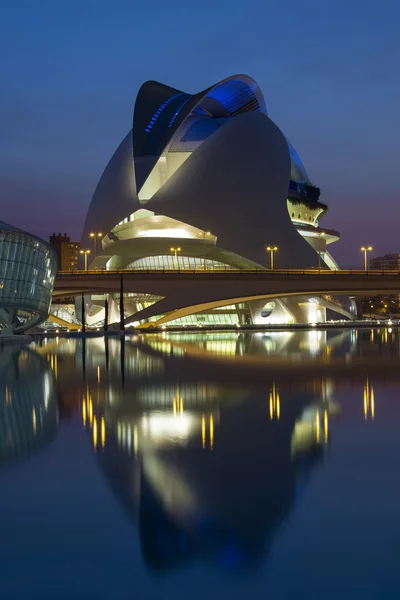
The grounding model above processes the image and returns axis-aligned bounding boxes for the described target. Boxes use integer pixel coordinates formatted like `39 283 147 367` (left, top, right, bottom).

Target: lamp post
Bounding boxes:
266 246 278 270
80 249 91 272
361 246 372 271
89 232 102 267
203 231 211 270
170 247 181 270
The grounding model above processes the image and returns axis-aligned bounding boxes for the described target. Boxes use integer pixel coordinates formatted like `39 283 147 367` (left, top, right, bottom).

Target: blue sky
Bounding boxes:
1 0 399 265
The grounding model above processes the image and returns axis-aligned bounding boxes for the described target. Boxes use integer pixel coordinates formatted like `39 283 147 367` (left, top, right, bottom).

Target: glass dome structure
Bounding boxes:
0 222 57 334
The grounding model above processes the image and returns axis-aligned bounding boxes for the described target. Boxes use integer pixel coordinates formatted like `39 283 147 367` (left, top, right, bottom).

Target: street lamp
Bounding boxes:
266 246 278 270
89 232 103 266
361 246 372 271
80 249 91 272
203 231 211 270
170 247 181 270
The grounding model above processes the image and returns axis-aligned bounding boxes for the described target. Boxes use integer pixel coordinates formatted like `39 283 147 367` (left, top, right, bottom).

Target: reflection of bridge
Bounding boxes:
54 269 400 326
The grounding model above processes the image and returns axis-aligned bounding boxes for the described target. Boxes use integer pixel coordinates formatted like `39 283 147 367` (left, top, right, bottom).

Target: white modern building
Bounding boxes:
80 75 355 327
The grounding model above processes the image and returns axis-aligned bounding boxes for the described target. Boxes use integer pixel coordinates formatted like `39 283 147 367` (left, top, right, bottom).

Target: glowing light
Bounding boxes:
82 400 87 426
145 413 194 440
101 417 106 448
93 416 98 449
97 366 101 384
324 410 328 443
364 378 375 420
269 382 280 420
371 387 375 420
89 398 93 425
137 228 195 239
209 414 214 450
315 410 320 444
202 414 206 449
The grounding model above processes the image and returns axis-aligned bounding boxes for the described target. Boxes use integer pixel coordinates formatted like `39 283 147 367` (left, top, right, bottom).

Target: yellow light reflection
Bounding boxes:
101 417 106 448
93 416 98 449
209 414 214 450
364 378 375 421
269 382 280 420
316 409 320 444
82 399 87 426
5 386 11 405
371 387 375 420
89 398 93 426
32 408 37 434
202 414 206 449
324 409 328 443
97 366 101 384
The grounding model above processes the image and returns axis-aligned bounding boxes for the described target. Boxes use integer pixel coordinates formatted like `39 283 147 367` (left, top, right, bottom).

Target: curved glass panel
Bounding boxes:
0 228 57 332
287 140 309 183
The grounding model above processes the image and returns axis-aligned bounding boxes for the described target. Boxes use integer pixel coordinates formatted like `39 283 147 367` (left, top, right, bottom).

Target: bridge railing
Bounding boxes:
56 268 400 276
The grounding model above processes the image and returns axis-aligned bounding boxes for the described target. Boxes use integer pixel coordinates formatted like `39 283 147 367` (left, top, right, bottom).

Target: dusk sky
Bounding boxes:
1 0 399 266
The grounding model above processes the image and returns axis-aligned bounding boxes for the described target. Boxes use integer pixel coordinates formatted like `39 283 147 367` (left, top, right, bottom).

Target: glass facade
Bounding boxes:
0 347 58 463
127 255 236 270
0 224 57 333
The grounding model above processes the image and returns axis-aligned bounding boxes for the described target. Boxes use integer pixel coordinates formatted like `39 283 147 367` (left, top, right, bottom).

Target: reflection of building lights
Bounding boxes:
324 409 328 442
97 366 101 384
146 413 193 439
133 425 138 456
82 400 87 426
210 414 214 450
364 378 375 420
269 382 280 420
89 398 93 426
101 417 106 448
316 409 320 443
93 416 98 449
32 409 37 434
202 414 206 449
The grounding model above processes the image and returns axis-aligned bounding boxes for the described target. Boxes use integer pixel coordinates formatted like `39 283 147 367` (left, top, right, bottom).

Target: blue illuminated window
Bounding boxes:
145 93 185 133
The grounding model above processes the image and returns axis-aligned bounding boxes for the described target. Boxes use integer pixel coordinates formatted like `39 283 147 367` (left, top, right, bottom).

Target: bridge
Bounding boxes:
53 268 400 327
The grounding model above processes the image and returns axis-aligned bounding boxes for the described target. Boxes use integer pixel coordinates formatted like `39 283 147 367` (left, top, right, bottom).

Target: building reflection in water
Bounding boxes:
364 378 375 421
23 332 386 574
73 337 341 574
0 346 58 465
142 328 357 361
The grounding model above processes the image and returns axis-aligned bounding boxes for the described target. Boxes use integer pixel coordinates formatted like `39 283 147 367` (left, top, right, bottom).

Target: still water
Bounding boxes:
1 328 400 599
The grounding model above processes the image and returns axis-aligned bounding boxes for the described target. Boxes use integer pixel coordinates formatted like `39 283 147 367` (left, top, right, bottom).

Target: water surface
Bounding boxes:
1 329 400 599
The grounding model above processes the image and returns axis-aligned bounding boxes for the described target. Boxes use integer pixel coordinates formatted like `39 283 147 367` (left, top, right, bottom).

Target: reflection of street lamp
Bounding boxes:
266 246 278 270
203 231 211 271
89 232 102 266
170 247 181 270
361 246 372 271
80 249 91 271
